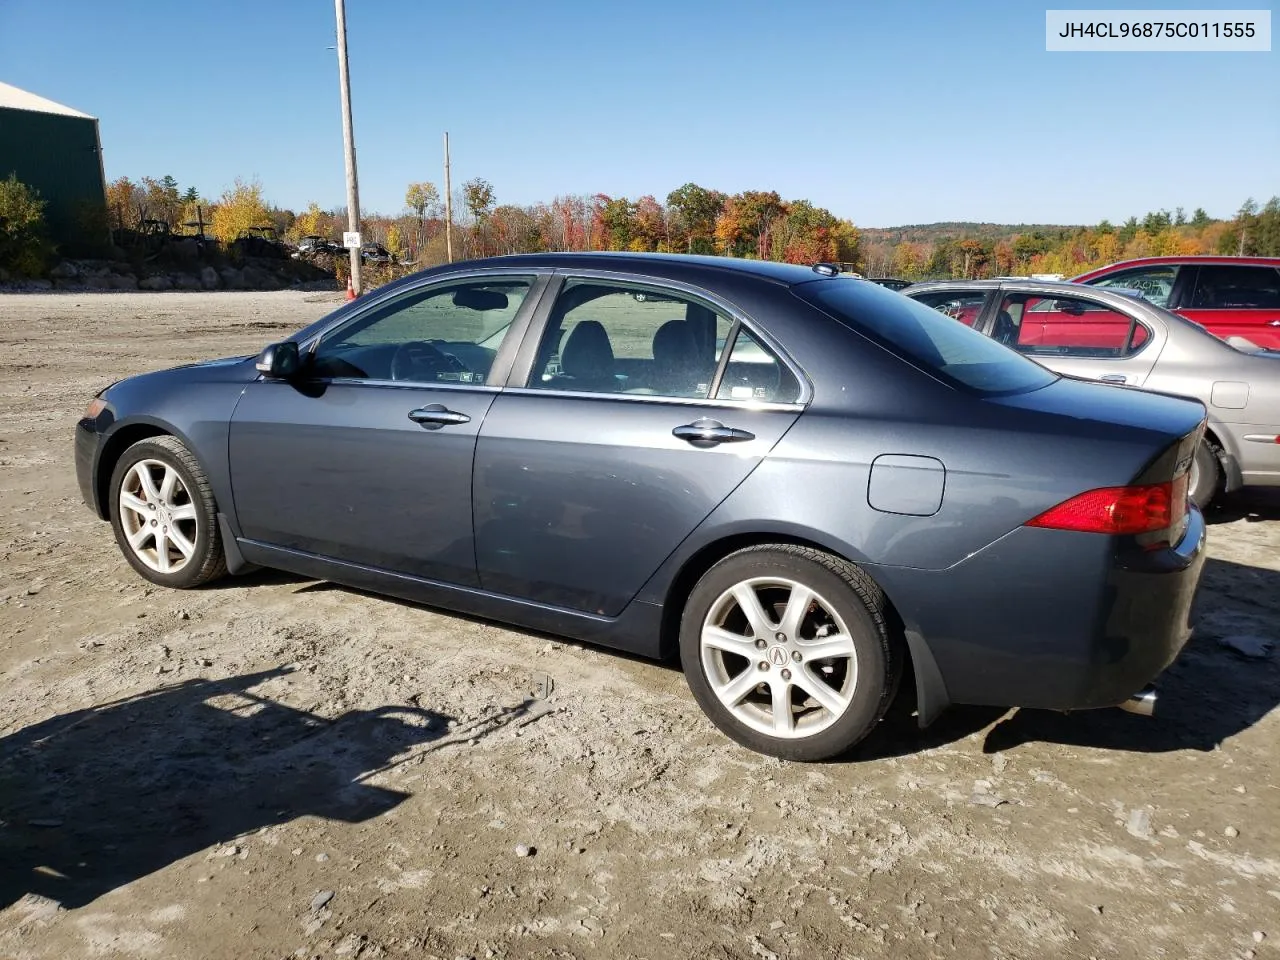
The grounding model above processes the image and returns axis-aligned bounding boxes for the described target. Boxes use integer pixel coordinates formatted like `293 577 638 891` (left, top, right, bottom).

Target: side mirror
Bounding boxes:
1054 300 1087 316
255 341 301 379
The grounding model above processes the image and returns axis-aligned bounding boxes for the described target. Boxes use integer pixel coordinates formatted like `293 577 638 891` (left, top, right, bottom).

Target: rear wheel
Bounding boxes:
680 545 901 761
1188 438 1221 509
108 436 227 588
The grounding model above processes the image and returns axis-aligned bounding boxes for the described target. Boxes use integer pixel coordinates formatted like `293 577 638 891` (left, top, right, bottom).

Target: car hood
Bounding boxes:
101 355 259 399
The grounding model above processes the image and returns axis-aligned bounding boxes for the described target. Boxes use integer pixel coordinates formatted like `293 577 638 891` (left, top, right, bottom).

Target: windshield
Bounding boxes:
794 280 1058 396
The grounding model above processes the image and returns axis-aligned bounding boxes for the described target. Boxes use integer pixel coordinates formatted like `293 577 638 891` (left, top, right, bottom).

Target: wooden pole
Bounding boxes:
443 132 454 263
334 0 362 294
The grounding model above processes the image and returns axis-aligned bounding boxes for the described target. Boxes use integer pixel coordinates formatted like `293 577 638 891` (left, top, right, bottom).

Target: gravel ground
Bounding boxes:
1 290 1278 960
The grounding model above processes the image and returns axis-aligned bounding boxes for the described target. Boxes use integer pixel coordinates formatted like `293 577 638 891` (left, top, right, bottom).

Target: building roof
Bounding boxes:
0 81 95 120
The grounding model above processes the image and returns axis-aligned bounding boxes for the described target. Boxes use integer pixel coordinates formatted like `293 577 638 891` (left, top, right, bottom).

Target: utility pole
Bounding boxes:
334 0 362 294
443 132 454 263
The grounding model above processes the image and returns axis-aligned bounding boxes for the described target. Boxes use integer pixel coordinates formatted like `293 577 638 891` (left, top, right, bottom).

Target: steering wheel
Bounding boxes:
390 340 466 381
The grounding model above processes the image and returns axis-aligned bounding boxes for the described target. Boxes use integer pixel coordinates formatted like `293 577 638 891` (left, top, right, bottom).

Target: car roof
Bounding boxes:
1076 255 1280 274
451 251 829 285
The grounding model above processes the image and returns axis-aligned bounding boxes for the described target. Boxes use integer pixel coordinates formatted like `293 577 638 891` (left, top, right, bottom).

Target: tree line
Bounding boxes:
99 173 1280 280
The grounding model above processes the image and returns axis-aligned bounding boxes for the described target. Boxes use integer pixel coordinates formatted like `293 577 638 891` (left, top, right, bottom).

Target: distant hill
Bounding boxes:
860 222 1084 245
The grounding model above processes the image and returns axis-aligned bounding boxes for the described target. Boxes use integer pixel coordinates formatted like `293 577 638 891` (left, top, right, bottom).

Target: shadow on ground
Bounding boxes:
0 668 510 911
1205 487 1280 524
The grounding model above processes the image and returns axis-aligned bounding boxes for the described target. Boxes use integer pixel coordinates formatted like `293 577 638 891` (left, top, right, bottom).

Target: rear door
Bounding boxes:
472 274 805 616
995 288 1162 387
1176 264 1280 348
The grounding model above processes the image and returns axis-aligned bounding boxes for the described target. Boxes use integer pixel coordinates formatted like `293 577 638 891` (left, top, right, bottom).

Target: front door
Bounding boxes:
228 273 544 585
473 277 804 616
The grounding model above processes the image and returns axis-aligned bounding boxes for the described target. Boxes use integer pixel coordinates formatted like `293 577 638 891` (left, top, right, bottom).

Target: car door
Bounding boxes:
472 274 805 616
995 287 1161 387
1176 264 1280 348
228 271 549 585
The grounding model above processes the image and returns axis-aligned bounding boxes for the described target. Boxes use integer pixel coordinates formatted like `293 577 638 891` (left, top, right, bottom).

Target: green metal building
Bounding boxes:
0 81 107 248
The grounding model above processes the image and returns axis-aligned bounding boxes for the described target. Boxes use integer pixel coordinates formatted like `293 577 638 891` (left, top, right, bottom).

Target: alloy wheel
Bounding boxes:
117 459 199 574
699 577 859 739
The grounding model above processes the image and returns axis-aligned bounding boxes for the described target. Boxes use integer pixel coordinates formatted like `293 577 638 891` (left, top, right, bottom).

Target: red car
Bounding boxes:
1073 256 1280 349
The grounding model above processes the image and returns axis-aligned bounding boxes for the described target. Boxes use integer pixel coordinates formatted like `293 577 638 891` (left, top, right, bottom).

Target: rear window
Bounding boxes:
794 280 1058 396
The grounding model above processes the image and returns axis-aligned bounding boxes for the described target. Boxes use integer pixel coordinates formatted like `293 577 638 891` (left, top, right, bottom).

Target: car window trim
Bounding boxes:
503 268 812 406
293 269 554 388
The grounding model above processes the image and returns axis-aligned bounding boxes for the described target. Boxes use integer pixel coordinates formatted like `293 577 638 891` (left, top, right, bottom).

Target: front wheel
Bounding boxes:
679 545 901 761
108 436 228 588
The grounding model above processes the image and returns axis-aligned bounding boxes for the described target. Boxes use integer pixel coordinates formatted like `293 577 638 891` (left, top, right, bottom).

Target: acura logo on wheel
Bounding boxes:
768 645 789 666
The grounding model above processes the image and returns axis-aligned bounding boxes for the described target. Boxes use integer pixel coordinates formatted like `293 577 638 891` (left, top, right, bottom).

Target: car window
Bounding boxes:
714 326 802 403
310 277 532 383
1189 265 1280 309
1086 265 1178 307
909 290 988 327
527 281 733 399
800 280 1057 396
1002 293 1149 358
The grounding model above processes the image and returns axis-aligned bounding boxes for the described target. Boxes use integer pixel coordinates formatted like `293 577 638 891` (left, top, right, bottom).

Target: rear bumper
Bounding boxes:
875 505 1206 713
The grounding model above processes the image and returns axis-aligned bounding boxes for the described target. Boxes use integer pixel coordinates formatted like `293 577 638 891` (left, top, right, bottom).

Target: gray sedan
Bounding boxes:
905 279 1280 507
76 254 1208 760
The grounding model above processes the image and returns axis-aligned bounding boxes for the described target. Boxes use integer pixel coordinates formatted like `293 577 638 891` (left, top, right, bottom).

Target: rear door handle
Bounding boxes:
408 404 471 427
1098 374 1127 384
673 419 755 445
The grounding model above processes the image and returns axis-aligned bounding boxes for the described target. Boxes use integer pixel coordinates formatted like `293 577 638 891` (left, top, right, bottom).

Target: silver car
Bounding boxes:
904 279 1280 507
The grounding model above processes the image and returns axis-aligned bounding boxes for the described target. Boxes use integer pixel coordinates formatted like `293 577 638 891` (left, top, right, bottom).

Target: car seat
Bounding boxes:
650 319 707 396
551 320 619 392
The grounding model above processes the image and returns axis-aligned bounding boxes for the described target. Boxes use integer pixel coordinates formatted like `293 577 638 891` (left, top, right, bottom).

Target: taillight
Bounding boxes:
1026 482 1175 536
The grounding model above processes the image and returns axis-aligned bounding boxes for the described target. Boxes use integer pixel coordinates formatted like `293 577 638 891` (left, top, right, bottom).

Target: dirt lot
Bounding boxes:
1 291 1278 960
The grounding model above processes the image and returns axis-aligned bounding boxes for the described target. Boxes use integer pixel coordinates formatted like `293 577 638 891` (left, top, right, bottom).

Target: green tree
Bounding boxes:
181 186 199 205
1190 207 1211 228
0 174 54 276
666 182 725 254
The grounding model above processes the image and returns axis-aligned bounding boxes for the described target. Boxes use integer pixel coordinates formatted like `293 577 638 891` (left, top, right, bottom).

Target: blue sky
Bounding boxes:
2 0 1275 226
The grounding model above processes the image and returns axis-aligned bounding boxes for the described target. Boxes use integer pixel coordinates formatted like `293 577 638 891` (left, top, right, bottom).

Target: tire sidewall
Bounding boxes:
108 439 217 589
680 549 890 761
1189 439 1220 509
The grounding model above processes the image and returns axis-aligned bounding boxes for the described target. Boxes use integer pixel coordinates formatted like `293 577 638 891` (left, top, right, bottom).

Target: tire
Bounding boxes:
1189 438 1221 510
679 544 902 761
108 436 228 589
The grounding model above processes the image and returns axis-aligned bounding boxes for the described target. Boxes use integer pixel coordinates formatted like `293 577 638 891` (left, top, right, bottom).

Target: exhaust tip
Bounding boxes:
1119 685 1157 717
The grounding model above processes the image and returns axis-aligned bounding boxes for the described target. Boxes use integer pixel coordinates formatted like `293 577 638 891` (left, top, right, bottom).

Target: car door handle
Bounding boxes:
408 404 471 426
1098 374 1127 384
673 419 755 445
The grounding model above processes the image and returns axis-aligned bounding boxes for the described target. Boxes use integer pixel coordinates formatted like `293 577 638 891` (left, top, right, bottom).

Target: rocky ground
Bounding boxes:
0 291 1277 960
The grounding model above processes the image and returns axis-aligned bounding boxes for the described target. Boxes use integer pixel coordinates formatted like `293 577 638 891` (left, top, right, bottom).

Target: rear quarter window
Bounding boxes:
794 280 1058 396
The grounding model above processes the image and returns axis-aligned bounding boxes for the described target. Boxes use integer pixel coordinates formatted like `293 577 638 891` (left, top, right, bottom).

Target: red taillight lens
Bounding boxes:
1026 482 1174 535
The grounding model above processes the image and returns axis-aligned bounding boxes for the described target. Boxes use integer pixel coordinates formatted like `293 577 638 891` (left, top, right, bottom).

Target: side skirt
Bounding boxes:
236 539 665 658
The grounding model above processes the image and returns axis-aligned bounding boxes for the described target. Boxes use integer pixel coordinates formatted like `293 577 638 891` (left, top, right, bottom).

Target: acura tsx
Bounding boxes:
75 254 1207 759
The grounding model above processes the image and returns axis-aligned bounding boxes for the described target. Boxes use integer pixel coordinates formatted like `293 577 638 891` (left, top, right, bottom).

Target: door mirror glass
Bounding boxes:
255 341 301 379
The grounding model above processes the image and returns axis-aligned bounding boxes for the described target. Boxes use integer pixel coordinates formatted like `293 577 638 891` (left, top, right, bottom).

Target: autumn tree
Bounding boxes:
211 178 271 243
405 181 440 257
462 178 496 256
